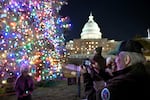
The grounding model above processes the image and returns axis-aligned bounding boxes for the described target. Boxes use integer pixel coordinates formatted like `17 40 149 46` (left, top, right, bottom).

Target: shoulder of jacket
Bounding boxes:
107 75 128 86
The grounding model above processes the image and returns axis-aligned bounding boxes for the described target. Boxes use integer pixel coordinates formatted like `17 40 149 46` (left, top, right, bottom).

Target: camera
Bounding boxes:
25 90 29 94
82 59 91 67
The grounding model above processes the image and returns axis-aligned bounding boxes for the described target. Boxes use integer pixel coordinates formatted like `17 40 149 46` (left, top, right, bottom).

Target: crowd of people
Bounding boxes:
13 39 150 100
80 40 150 100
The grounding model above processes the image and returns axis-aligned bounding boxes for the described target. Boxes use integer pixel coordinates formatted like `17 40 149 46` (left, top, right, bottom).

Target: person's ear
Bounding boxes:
125 55 130 65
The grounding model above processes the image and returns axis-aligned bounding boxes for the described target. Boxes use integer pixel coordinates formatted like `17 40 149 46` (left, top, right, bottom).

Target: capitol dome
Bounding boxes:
81 13 102 39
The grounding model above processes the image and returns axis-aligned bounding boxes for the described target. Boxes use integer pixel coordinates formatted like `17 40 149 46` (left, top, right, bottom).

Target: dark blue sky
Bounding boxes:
60 0 150 41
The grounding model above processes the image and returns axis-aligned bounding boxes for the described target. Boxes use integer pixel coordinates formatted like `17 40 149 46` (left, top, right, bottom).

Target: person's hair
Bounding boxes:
20 64 29 73
93 54 106 70
122 51 146 67
95 47 102 55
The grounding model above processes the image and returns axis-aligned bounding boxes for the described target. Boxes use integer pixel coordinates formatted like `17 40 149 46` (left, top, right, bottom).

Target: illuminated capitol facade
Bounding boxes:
66 13 119 59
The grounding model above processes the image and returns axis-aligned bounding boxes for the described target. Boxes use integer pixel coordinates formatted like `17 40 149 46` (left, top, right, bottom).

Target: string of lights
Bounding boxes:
0 0 71 83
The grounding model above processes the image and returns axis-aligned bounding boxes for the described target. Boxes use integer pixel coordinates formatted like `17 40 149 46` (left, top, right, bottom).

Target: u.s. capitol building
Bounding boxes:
66 13 119 62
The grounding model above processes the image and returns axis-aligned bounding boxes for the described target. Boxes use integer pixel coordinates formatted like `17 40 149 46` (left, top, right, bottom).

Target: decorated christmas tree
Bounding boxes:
0 0 71 83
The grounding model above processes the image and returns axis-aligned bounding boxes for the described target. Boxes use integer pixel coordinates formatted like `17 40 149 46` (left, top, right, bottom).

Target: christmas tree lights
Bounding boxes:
0 0 71 83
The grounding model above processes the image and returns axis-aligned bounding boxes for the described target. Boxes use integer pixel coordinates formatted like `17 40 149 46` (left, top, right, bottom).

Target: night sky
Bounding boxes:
60 0 150 41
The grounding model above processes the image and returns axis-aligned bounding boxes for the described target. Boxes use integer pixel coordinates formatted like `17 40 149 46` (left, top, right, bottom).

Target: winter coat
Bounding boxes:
82 68 110 100
99 63 150 100
15 75 34 98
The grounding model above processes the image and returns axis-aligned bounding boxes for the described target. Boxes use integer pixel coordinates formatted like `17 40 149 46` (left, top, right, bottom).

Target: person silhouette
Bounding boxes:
15 64 34 100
